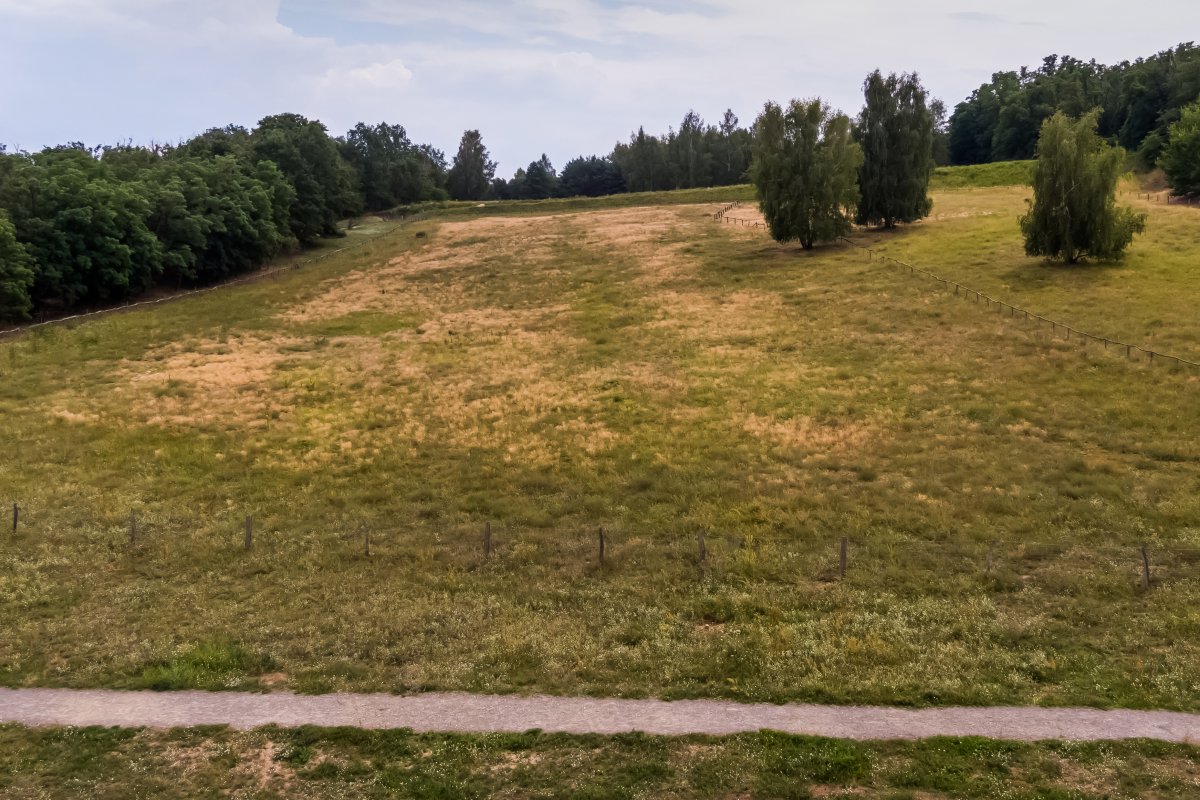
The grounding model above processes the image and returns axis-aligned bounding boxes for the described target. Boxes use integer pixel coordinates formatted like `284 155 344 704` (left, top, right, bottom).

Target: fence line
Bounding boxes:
0 213 430 341
834 236 1200 372
5 502 1199 586
709 202 1199 372
1122 190 1200 207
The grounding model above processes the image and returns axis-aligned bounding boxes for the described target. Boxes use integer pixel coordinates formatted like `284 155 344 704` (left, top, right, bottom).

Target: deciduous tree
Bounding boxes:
856 70 934 228
1019 110 1146 263
750 99 863 250
0 211 34 320
1160 101 1200 196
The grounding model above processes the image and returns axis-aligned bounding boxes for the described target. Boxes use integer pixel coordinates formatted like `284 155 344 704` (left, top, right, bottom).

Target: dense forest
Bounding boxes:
949 42 1200 166
488 109 753 200
0 115 450 321
2 41 1199 323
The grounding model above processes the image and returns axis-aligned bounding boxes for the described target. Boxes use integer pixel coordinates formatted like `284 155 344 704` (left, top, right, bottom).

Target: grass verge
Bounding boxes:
1 724 1198 799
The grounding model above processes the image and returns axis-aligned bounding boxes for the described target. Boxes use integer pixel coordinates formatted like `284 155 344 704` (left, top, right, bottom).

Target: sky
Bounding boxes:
2 1 1198 176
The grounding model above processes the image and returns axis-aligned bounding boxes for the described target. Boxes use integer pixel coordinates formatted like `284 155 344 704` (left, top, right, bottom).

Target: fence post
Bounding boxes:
11 503 16 534
483 521 492 560
1141 544 1151 588
129 510 137 546
839 537 848 579
363 525 371 558
598 526 606 566
244 515 253 552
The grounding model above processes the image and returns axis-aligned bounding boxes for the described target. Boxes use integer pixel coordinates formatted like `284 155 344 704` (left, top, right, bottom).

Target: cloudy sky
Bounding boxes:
2 1 1196 176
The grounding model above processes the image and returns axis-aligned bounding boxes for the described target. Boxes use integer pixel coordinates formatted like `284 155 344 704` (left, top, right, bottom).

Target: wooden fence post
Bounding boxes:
483 521 492 560
598 526 606 565
839 537 848 579
129 510 137 546
11 503 16 534
363 525 371 558
1141 544 1151 589
244 515 253 552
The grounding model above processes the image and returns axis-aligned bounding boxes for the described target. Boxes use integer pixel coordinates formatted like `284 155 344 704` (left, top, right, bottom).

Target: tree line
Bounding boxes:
752 72 1148 266
948 42 1200 168
476 109 754 201
0 115 457 322
4 41 1198 322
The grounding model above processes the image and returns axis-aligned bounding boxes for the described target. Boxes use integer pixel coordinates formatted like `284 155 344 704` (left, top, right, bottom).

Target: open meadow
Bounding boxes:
1 167 1199 709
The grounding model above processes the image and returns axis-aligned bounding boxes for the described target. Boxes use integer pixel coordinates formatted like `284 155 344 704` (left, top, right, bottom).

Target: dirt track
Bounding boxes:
2 689 1198 742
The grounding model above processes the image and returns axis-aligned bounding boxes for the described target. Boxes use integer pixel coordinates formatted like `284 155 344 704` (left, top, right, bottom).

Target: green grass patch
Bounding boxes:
2 725 1198 798
931 160 1035 189
0 188 1198 708
129 640 276 691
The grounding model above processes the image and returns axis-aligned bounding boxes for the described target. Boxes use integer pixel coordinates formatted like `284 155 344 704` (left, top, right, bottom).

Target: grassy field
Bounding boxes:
3 724 1198 799
1 170 1198 708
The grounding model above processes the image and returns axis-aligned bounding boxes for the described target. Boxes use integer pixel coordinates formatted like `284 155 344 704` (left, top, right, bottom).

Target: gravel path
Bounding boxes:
2 689 1199 742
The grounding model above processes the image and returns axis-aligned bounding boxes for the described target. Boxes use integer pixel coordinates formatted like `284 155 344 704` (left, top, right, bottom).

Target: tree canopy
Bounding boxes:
949 44 1200 167
446 130 497 201
750 99 863 250
560 156 625 197
855 71 934 228
341 123 448 210
1019 110 1146 264
1160 101 1200 195
0 113 449 322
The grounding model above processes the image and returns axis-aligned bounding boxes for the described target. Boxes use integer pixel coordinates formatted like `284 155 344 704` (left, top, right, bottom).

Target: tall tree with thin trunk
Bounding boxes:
750 99 863 250
856 71 934 228
1020 110 1146 263
447 130 497 201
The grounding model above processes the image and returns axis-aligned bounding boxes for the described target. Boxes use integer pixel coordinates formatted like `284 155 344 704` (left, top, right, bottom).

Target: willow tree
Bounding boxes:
1020 110 1146 263
856 71 934 228
750 99 863 250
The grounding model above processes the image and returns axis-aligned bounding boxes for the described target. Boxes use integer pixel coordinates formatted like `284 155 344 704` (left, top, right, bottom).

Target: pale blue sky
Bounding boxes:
2 1 1197 176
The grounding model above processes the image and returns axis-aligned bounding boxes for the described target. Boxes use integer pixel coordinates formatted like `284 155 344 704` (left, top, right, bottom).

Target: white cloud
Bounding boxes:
320 59 414 92
3 0 1199 173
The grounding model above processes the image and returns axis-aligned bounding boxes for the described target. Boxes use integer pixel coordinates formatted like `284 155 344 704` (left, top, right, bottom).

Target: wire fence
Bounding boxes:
6 500 1200 589
712 202 1200 373
837 237 1200 372
0 212 431 341
1123 190 1200 207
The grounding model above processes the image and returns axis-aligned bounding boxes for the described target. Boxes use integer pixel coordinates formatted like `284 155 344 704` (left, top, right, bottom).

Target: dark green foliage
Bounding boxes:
251 113 360 243
949 44 1200 166
1161 101 1200 195
521 154 560 199
751 99 863 249
0 211 34 320
132 639 275 691
610 109 751 192
1020 111 1146 263
855 71 935 228
446 130 497 201
0 112 446 322
560 156 625 197
340 123 448 210
0 147 163 308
